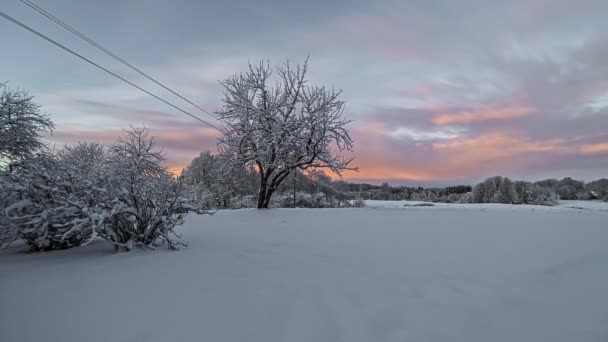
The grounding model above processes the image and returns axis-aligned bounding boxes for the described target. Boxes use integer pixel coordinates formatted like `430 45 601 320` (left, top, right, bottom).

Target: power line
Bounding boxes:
0 10 220 131
19 0 218 121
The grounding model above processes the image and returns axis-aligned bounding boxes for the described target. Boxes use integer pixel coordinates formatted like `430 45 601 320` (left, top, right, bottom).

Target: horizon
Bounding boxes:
2 0 607 183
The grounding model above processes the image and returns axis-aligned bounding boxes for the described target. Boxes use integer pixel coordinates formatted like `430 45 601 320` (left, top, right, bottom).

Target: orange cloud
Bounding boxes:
432 106 534 125
433 133 564 157
425 133 570 178
341 166 430 181
580 143 608 155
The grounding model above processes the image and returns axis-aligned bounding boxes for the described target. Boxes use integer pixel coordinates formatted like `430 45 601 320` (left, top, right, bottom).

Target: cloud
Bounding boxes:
432 106 535 125
432 133 566 157
388 126 465 141
580 143 608 155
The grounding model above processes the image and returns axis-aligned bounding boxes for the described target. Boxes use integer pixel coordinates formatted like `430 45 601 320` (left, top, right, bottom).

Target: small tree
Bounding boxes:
0 83 54 163
216 58 355 208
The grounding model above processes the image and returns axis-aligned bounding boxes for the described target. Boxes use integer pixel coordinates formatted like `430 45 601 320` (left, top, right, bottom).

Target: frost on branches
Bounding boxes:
216 58 356 208
0 82 54 163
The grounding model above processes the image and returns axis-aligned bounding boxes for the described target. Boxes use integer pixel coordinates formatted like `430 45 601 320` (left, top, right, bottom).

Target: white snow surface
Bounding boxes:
1 204 608 342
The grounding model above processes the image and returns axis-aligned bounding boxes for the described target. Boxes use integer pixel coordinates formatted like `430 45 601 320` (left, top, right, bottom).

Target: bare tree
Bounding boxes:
0 83 54 163
216 58 355 208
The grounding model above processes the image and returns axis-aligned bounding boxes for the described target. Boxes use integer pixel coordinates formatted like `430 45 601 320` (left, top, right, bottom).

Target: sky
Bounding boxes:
1 0 607 185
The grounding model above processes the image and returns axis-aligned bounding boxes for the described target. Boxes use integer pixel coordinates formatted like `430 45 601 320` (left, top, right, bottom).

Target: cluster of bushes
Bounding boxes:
1 128 205 252
470 176 557 205
469 176 608 205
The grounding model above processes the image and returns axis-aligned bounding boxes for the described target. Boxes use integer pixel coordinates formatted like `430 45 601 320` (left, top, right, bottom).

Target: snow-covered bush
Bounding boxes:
1 127 206 252
447 193 464 203
0 153 106 250
57 142 107 176
350 197 366 207
230 195 257 209
98 126 203 251
459 192 473 203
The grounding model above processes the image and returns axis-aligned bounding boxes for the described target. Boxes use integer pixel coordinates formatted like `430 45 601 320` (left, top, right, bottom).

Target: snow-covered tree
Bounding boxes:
216 58 355 208
497 177 518 203
513 180 557 205
471 181 486 203
0 83 54 163
555 177 585 200
472 176 518 204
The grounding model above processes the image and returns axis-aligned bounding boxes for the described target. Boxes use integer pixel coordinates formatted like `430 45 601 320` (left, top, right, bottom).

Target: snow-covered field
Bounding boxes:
1 203 608 342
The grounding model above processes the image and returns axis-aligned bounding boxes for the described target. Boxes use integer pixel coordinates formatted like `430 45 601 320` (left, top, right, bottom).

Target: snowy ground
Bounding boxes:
1 203 608 342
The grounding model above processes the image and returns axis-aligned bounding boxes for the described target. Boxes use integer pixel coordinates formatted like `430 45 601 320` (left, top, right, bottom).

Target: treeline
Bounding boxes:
181 152 475 207
182 149 608 208
469 176 608 205
331 182 473 202
335 176 607 206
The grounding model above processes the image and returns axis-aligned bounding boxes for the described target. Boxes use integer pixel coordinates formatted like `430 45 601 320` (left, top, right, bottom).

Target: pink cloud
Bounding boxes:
432 106 535 125
580 143 608 155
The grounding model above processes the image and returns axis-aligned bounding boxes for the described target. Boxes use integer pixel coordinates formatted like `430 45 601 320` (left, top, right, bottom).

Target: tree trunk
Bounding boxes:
262 187 275 208
257 183 267 209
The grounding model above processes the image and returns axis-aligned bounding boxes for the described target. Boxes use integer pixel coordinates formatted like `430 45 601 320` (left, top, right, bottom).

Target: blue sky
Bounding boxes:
1 0 607 185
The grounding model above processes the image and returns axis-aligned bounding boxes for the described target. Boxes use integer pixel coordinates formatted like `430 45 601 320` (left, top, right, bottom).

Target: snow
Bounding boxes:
1 205 608 342
556 200 608 211
367 199 608 212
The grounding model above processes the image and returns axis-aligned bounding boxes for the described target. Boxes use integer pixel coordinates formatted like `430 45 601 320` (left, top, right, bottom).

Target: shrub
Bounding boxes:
0 153 106 250
98 127 201 251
